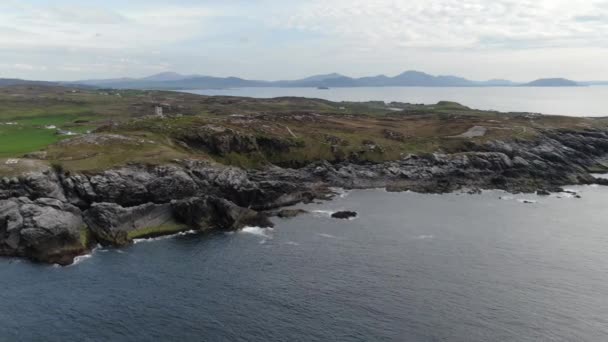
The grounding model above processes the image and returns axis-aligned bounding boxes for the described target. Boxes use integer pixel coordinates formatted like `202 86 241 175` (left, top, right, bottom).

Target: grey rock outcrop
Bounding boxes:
2 128 608 264
172 196 273 231
84 202 174 246
0 197 85 265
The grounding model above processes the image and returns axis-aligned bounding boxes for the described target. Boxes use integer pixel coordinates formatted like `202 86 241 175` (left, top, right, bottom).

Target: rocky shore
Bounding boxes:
2 128 608 265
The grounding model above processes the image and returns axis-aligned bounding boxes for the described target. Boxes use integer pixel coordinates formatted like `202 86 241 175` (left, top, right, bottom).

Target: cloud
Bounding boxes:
276 0 608 50
0 3 216 50
0 0 607 81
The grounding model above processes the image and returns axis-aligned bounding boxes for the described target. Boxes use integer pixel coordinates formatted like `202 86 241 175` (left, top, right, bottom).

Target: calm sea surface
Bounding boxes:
2 185 608 341
184 86 608 117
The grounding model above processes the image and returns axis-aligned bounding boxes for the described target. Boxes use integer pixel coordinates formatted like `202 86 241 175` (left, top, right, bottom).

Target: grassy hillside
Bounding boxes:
1 85 606 175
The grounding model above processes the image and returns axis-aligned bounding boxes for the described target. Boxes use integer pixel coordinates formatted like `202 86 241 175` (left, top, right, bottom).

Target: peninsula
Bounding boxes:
1 85 608 265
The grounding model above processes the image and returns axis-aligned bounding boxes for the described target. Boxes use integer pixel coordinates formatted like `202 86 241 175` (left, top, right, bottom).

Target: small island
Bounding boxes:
522 78 580 87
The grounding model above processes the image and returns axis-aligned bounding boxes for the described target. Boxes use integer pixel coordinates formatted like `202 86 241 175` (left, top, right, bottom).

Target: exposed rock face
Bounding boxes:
84 202 174 246
0 170 66 201
276 209 309 219
176 127 258 155
2 128 608 264
172 196 273 231
0 197 85 265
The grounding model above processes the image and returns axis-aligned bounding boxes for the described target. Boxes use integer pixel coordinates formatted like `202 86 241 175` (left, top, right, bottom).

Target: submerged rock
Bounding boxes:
331 211 358 219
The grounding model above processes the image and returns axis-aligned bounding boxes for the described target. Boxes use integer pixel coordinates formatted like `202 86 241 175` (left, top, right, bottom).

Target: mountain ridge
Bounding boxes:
0 71 596 90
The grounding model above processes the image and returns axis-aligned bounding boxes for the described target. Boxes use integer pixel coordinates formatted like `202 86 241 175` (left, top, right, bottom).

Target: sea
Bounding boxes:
184 86 608 117
2 184 608 341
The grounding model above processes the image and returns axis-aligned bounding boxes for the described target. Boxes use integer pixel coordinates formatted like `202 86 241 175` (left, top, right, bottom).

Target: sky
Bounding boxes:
1 0 608 81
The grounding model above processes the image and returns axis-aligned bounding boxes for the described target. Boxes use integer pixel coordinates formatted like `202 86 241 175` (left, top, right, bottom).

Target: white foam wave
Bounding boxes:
414 235 435 240
133 230 197 244
555 192 575 199
71 253 93 266
317 233 337 239
241 226 274 239
331 188 351 198
312 210 336 217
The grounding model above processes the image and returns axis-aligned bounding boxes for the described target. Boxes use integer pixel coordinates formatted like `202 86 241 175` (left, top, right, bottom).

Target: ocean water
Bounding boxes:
184 86 608 117
2 186 608 341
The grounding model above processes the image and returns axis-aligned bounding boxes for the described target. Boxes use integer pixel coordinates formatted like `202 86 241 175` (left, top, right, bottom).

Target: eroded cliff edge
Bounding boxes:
2 128 608 265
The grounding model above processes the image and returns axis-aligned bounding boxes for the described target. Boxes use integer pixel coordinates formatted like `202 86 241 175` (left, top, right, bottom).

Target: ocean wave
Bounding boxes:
241 226 274 239
67 244 103 267
133 230 197 244
317 233 337 239
311 210 336 217
71 253 94 266
330 188 351 198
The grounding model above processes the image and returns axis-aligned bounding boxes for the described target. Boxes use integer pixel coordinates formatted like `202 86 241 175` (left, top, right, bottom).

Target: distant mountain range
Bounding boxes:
0 71 605 90
69 71 525 89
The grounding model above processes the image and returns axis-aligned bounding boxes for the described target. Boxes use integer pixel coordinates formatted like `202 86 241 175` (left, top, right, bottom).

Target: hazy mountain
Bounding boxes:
140 72 200 82
33 71 606 90
0 78 61 87
522 78 579 87
0 78 95 89
295 73 346 82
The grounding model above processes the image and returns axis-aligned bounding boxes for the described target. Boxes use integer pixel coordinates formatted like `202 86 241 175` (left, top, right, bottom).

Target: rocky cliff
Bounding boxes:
2 128 608 265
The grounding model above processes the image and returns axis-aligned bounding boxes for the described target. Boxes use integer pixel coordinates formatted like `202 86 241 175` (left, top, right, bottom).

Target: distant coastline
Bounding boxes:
3 70 605 91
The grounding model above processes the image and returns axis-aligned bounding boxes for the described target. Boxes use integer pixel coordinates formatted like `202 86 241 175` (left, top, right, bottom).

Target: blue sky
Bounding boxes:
1 0 608 81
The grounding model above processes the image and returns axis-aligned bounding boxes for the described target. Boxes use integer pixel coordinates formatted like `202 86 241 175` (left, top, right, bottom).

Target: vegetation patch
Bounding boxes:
1 85 608 172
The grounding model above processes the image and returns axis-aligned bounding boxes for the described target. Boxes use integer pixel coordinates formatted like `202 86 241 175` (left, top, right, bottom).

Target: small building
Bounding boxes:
154 106 164 117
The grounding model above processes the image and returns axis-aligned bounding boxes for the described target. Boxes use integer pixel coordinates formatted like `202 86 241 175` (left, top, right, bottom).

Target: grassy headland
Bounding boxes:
1 84 607 176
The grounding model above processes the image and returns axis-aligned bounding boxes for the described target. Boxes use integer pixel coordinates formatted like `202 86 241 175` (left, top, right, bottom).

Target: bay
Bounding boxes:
184 86 608 117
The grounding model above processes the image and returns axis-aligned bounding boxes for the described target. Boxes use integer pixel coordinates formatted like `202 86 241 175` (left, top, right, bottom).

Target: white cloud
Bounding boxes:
277 0 608 49
0 3 215 50
1 0 607 81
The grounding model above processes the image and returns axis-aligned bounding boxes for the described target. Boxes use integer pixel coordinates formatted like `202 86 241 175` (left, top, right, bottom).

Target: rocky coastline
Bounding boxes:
2 128 608 265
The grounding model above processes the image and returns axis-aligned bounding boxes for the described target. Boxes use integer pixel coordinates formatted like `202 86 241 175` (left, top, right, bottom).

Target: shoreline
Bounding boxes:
34 183 605 268
2 128 608 265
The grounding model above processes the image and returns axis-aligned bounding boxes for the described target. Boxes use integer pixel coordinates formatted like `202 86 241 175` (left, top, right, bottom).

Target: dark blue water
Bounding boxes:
2 186 608 341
